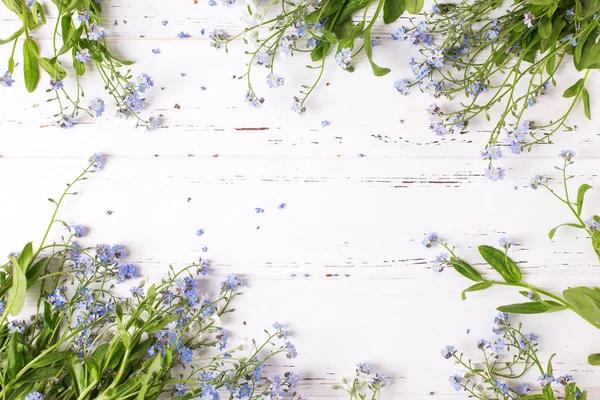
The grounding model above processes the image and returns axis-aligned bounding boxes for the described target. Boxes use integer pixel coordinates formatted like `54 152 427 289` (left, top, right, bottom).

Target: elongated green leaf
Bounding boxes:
497 300 565 314
43 301 53 331
478 245 522 283
61 14 73 44
539 16 552 38
6 334 23 379
548 223 584 239
525 0 555 4
7 256 27 316
26 256 49 284
310 41 331 62
363 29 390 76
38 57 67 80
29 351 71 368
23 38 40 92
405 0 424 14
96 375 145 400
58 25 83 56
576 184 593 216
582 87 591 119
563 79 584 98
0 26 25 45
383 0 405 24
333 18 355 39
336 0 372 24
450 257 483 282
18 367 62 384
563 287 600 328
546 53 556 75
547 353 556 375
66 357 85 396
116 316 131 349
136 356 162 400
461 281 492 300
17 242 33 270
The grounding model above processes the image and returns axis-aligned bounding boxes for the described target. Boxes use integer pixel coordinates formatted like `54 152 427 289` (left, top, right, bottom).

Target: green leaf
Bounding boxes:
450 257 483 282
43 301 54 331
320 29 337 44
577 184 593 215
58 25 83 56
106 342 126 370
563 78 584 98
582 87 591 119
547 353 556 375
538 16 552 38
61 14 73 45
29 351 71 368
335 0 372 24
66 357 85 397
383 0 406 24
546 53 556 75
84 355 102 383
563 287 600 328
525 0 556 4
461 281 492 300
478 245 522 283
405 0 424 14
305 0 345 23
33 1 45 24
116 317 131 349
23 38 40 92
38 57 67 80
73 58 86 76
17 242 33 270
7 332 24 379
26 256 49 284
18 366 62 384
7 256 27 316
588 353 600 365
0 27 25 45
548 223 584 239
310 41 331 62
333 19 355 39
136 355 162 400
497 300 566 314
363 29 390 76
96 376 144 400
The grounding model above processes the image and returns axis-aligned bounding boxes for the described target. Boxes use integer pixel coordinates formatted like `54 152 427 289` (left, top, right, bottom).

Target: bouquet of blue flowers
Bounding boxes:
0 0 159 129
0 155 302 400
393 0 600 179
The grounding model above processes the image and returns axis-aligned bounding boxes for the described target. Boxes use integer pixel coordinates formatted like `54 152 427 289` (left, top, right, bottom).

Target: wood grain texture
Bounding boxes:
1 0 600 398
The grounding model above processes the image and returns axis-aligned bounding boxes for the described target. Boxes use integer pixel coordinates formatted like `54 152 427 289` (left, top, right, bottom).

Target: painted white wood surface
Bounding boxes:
1 0 600 398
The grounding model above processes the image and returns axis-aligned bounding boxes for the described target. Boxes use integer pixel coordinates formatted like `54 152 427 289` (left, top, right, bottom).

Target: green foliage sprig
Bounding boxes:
425 228 600 365
0 155 303 400
1 0 159 129
442 318 587 399
213 0 424 114
530 150 600 261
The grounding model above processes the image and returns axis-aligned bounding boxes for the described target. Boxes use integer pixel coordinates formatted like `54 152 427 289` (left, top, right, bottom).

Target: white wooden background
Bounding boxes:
1 0 600 398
